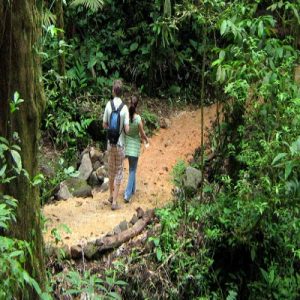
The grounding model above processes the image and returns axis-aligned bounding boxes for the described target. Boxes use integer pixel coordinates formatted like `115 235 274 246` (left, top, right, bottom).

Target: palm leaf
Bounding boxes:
70 0 104 12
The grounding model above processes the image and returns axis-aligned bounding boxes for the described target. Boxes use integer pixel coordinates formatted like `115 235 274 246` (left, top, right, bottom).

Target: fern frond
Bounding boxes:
70 0 104 12
42 9 56 27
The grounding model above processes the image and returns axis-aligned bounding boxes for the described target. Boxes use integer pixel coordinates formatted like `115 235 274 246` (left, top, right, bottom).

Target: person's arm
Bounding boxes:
138 119 149 144
103 103 109 129
124 106 130 134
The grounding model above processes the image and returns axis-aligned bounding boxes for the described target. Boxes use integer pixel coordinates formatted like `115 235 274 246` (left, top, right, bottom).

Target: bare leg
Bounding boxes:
109 176 114 198
112 183 120 205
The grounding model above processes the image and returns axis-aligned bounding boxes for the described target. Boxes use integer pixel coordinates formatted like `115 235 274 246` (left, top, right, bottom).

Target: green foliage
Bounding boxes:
55 266 127 299
141 109 160 135
0 96 48 299
40 158 79 204
70 0 105 12
171 159 186 187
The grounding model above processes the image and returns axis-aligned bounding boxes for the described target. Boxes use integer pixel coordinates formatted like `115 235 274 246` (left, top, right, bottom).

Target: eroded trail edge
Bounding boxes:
43 105 218 247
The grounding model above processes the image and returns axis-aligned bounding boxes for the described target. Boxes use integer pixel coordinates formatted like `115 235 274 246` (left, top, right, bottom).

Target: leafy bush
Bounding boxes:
141 109 160 136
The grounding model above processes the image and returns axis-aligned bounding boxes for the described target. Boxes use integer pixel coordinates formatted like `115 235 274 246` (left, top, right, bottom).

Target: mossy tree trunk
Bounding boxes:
0 0 46 296
55 0 65 76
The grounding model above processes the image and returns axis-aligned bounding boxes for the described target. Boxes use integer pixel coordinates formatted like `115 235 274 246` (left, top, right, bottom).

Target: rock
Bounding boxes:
92 160 102 171
183 166 202 190
96 166 107 181
90 147 103 164
113 225 122 235
57 182 72 200
73 185 92 198
88 171 101 187
160 117 171 129
39 164 55 178
136 207 144 219
78 152 93 180
99 177 109 192
130 214 139 225
106 231 114 237
119 220 128 232
70 245 82 259
45 243 56 257
63 178 92 198
83 242 98 260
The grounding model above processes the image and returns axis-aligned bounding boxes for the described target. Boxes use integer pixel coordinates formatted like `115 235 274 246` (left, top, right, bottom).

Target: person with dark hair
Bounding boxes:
124 96 149 202
103 79 129 210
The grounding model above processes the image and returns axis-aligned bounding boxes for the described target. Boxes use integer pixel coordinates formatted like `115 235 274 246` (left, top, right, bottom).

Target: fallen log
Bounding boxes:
82 209 155 259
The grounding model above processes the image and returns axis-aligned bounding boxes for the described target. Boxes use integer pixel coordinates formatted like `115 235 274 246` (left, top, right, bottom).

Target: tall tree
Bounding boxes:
55 0 65 76
0 0 46 296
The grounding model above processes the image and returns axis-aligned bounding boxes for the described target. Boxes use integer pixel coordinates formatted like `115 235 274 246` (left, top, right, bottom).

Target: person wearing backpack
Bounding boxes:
103 80 129 210
124 96 149 203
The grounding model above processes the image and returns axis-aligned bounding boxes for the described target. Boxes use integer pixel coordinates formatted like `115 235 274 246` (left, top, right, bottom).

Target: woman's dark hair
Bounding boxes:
129 96 138 123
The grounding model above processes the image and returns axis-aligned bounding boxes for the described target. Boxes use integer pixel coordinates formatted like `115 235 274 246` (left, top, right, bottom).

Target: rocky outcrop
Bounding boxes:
55 147 109 200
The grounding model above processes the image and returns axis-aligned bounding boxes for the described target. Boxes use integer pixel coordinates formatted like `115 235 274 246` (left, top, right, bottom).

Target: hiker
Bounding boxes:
103 79 129 210
124 96 149 203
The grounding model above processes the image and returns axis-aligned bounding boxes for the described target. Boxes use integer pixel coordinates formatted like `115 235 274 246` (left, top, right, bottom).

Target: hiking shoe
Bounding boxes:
111 203 120 210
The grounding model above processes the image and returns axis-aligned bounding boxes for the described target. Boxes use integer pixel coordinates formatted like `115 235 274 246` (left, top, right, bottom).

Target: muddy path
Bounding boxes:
43 105 218 247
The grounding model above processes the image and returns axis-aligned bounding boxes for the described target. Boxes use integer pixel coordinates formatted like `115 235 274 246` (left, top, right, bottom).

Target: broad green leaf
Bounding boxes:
130 42 139 52
272 153 286 165
258 21 264 37
156 247 163 261
88 56 97 69
0 137 9 145
220 20 227 35
108 292 122 300
0 164 7 177
219 50 225 60
285 161 293 179
11 150 22 172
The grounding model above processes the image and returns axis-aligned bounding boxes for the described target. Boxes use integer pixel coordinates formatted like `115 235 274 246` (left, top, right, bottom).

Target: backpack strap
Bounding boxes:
110 100 116 111
117 102 124 113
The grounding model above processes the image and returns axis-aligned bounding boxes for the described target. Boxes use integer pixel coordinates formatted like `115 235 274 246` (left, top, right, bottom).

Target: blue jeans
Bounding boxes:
125 156 139 201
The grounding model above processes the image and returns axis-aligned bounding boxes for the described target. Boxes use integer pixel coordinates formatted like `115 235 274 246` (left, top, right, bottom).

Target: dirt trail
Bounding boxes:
43 105 218 247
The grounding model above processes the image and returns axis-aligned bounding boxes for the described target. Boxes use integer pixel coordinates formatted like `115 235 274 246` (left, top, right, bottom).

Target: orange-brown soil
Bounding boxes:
43 105 218 247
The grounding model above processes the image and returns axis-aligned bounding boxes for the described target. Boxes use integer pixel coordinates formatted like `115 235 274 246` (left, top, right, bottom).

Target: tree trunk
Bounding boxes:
55 0 65 76
0 0 46 296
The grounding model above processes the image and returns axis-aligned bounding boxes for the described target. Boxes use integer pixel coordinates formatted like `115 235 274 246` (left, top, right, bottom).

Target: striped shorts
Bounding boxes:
108 145 125 185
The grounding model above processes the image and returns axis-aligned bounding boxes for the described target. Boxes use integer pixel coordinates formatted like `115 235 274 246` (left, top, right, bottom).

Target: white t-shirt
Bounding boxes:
103 97 129 147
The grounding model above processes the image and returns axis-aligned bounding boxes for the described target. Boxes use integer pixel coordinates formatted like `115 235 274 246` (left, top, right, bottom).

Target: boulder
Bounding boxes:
78 152 93 180
119 220 129 232
136 207 144 219
130 214 139 225
56 182 72 200
160 117 171 129
99 177 109 192
63 178 92 198
70 245 82 259
39 164 55 178
88 171 101 187
90 147 103 164
92 160 102 171
96 166 107 181
183 166 202 190
83 242 98 260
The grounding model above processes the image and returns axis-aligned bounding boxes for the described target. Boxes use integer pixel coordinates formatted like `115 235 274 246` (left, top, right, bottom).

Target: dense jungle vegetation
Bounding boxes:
0 0 300 299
